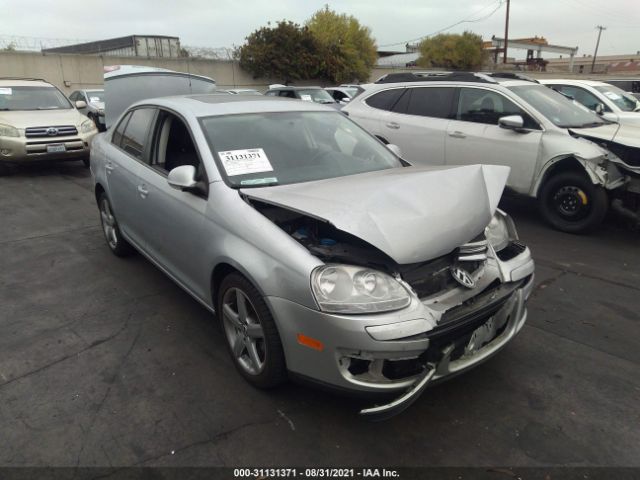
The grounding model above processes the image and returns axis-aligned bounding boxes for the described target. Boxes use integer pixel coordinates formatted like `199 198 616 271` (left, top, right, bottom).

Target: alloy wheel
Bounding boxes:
100 198 118 249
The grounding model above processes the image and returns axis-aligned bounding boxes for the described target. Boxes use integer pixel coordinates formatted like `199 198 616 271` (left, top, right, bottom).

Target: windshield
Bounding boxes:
298 89 335 104
508 84 605 128
594 85 639 112
86 91 104 103
201 111 402 187
0 86 72 111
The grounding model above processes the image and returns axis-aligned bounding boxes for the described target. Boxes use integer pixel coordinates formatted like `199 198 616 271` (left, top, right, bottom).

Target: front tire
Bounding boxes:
538 171 608 233
217 273 287 388
98 192 134 257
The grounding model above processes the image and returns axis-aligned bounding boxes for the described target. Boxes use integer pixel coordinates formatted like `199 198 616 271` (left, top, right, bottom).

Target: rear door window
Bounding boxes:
404 87 455 118
119 108 157 161
365 88 404 111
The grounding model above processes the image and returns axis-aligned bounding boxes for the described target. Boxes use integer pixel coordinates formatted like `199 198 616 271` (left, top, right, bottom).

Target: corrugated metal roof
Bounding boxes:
41 35 179 55
376 52 420 67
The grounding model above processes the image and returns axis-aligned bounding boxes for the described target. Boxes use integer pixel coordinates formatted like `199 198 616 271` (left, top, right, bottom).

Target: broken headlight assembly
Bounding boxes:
311 264 411 314
485 209 518 252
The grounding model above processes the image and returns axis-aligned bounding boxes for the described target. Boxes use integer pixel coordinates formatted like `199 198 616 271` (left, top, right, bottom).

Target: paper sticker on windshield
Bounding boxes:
89 96 101 102
218 148 273 176
603 91 621 100
300 94 313 102
0 88 12 95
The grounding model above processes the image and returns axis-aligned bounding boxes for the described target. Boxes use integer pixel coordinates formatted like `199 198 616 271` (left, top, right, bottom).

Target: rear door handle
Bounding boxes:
137 184 149 198
385 122 400 129
448 131 466 139
105 162 114 174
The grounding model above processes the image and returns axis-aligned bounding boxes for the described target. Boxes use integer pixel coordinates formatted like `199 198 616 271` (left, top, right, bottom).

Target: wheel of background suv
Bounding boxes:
539 171 608 233
217 273 287 388
98 192 133 257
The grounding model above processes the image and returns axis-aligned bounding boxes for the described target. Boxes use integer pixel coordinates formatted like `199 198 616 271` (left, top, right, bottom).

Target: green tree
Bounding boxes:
306 6 377 83
238 21 323 82
417 31 487 71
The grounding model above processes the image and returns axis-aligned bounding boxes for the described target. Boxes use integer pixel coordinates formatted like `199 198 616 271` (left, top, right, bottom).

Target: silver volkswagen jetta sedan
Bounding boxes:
91 95 534 419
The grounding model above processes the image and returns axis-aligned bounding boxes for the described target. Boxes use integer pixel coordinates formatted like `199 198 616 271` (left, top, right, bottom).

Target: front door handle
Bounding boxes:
448 131 466 139
105 162 114 174
137 184 149 198
385 122 400 129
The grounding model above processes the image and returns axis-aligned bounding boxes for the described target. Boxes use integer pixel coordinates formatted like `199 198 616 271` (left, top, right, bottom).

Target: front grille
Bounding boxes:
25 125 78 138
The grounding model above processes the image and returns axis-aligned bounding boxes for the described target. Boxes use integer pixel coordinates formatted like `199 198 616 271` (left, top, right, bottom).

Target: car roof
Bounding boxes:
132 94 334 117
360 79 534 89
0 78 53 88
269 86 322 90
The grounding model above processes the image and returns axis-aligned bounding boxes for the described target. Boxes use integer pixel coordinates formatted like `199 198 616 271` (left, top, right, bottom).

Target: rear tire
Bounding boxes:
217 272 287 389
538 171 608 233
97 192 134 257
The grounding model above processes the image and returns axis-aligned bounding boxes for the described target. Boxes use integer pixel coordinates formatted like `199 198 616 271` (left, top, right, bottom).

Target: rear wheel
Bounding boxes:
98 193 133 256
217 273 287 388
538 171 608 233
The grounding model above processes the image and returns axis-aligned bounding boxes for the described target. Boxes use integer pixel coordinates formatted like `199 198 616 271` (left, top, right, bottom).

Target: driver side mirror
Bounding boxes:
75 100 87 109
498 115 524 131
595 103 605 115
167 165 198 191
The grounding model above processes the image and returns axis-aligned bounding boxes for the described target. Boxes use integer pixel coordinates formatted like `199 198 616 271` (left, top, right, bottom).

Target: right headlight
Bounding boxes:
485 209 518 252
311 264 412 314
0 123 20 138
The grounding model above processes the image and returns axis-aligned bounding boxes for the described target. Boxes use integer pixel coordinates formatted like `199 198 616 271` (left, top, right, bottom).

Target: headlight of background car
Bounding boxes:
311 264 411 314
485 209 518 252
0 123 20 138
80 119 96 133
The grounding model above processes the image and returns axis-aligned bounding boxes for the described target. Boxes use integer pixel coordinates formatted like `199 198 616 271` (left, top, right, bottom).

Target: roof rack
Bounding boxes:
482 72 539 83
374 71 495 84
0 77 48 82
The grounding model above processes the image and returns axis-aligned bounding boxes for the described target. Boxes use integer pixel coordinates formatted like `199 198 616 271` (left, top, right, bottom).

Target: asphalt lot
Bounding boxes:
1 162 639 468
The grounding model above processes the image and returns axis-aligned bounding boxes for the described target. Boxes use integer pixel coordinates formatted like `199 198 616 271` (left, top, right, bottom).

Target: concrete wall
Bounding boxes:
1 50 636 97
0 50 287 93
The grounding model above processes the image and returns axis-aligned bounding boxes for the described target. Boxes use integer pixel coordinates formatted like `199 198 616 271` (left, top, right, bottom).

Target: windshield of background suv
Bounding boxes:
0 86 72 111
86 91 105 103
201 111 401 187
508 84 605 128
297 89 335 104
594 85 639 112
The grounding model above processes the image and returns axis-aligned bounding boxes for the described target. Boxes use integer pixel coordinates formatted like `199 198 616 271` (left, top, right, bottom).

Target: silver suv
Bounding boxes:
343 72 640 232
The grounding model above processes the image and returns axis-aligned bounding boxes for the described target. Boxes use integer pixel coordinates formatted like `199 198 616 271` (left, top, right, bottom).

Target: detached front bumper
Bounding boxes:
267 246 534 418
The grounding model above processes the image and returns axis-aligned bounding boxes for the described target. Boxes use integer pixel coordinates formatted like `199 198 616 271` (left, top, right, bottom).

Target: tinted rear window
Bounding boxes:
365 89 404 111
120 108 156 160
405 87 454 118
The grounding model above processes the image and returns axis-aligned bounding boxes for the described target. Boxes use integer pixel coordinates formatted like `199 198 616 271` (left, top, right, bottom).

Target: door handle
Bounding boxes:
105 162 114 174
137 184 149 198
385 122 400 129
448 131 466 139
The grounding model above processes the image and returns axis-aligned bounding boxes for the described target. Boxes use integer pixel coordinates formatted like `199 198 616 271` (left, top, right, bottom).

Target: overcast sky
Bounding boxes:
2 0 638 58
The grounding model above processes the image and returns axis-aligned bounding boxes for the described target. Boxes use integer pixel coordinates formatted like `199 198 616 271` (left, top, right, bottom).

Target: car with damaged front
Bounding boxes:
343 72 640 232
91 95 535 419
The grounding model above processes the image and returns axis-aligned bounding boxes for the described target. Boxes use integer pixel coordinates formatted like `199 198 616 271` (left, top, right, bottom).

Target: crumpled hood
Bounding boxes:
242 164 510 264
570 123 640 170
0 109 84 129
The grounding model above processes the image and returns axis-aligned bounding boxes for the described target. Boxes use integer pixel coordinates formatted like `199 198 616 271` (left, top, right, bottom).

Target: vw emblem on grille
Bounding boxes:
46 127 58 136
450 266 475 289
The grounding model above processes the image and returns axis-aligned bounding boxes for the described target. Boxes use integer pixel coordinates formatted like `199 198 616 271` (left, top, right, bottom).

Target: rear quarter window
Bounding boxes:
364 88 405 111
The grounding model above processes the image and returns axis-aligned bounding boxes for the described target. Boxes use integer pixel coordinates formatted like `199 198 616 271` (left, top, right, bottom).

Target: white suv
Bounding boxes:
343 72 640 232
539 79 640 126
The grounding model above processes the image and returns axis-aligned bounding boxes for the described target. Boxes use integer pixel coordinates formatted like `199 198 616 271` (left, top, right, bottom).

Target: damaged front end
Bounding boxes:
247 191 534 420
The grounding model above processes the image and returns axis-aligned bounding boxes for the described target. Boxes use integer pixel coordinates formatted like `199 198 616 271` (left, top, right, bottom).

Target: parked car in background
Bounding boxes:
325 85 363 104
0 77 97 175
92 93 534 419
69 89 106 131
264 86 341 110
343 72 640 233
540 79 640 126
227 88 262 95
605 78 640 100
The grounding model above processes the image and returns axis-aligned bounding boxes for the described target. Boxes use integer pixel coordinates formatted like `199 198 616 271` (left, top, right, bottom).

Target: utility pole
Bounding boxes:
503 0 511 64
591 25 606 73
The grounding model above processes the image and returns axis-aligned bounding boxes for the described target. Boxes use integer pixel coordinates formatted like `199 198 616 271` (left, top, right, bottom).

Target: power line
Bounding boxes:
379 0 505 48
